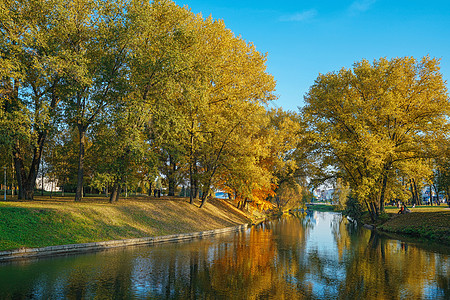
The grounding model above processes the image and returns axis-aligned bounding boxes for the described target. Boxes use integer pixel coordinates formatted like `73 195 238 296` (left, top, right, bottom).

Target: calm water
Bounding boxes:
1 212 449 299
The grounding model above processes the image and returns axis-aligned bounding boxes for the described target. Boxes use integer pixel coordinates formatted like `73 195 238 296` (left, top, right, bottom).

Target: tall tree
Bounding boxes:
60 0 129 201
303 56 449 220
89 96 152 202
0 0 73 199
128 0 276 207
183 17 276 208
127 0 205 200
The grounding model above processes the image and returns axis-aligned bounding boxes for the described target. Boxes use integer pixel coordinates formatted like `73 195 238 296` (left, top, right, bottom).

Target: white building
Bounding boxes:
35 177 61 192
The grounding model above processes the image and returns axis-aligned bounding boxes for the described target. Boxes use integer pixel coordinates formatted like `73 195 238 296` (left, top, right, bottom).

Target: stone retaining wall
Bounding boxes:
0 224 249 262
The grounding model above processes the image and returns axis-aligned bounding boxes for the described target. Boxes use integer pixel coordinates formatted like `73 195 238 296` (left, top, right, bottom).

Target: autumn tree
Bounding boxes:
303 56 449 220
89 98 152 202
60 0 130 201
0 0 75 199
186 19 276 208
265 109 312 210
128 0 276 207
213 104 275 211
127 0 204 200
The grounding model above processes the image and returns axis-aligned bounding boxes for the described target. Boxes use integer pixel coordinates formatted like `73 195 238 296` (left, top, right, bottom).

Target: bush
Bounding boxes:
344 196 363 221
378 212 390 222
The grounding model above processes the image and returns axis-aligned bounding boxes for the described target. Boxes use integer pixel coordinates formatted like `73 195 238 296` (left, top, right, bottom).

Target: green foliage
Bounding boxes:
0 0 298 208
333 178 350 210
344 196 363 221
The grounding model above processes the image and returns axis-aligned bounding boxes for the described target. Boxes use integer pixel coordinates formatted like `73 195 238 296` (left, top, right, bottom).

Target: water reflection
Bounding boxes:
0 212 448 299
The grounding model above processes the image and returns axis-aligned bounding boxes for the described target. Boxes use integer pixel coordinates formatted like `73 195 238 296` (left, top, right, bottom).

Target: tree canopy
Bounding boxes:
2 0 306 211
2 1 448 218
303 56 449 220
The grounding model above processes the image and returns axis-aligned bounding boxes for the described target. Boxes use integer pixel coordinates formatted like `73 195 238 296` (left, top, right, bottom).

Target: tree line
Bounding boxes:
0 0 307 209
1 1 449 218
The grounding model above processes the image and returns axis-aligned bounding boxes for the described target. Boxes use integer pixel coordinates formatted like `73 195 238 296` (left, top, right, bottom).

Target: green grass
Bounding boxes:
378 210 450 244
307 204 341 212
384 205 449 212
0 196 252 251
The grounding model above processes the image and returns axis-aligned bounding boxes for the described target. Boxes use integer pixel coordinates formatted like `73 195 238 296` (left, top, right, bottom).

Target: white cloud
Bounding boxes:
279 9 317 22
349 0 377 13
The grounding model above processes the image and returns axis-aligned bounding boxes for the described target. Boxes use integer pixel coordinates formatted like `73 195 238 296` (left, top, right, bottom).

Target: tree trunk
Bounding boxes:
189 127 195 205
199 185 210 208
148 181 153 196
189 166 194 204
447 187 450 207
13 152 25 200
109 182 120 203
378 173 388 213
429 185 433 206
412 179 421 205
189 166 199 203
168 155 177 197
75 127 86 202
193 167 199 199
244 198 249 210
114 185 120 202
10 153 14 197
432 183 440 204
364 200 376 222
41 158 44 196
13 132 46 200
235 192 241 209
369 202 378 222
410 179 417 205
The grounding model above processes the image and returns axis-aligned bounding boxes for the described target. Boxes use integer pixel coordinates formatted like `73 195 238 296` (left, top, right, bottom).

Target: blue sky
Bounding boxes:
175 0 450 112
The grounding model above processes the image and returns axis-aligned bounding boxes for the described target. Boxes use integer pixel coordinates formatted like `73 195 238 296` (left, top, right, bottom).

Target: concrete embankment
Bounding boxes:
0 224 249 262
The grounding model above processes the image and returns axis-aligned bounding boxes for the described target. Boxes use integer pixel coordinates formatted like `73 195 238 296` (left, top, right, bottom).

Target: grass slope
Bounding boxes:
378 210 450 244
0 196 252 251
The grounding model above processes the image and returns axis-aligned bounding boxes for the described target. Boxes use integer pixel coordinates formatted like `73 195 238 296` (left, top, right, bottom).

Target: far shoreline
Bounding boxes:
307 203 450 245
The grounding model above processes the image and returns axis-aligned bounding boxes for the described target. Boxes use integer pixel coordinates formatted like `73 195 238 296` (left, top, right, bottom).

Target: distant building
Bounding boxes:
35 177 61 192
313 187 335 202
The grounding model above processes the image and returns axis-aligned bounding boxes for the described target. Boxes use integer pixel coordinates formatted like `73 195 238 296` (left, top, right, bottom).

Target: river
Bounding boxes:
0 211 449 299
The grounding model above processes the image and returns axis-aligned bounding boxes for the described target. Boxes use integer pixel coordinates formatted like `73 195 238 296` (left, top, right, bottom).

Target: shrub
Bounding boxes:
344 196 363 221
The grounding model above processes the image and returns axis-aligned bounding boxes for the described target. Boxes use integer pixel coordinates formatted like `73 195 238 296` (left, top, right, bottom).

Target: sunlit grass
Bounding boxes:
384 205 449 212
0 196 251 251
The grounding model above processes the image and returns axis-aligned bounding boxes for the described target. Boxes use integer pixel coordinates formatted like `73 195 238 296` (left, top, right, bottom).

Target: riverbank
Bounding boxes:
306 203 341 212
362 207 450 244
377 210 450 244
0 196 253 251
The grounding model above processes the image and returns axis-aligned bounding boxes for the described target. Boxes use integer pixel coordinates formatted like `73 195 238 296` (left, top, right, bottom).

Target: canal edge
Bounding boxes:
0 224 249 262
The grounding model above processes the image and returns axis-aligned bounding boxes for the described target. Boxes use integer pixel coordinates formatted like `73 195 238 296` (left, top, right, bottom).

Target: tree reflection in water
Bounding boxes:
0 212 448 299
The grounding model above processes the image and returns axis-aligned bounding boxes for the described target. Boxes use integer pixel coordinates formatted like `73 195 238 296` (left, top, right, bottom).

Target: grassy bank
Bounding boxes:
356 206 450 244
377 210 450 244
0 196 252 251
